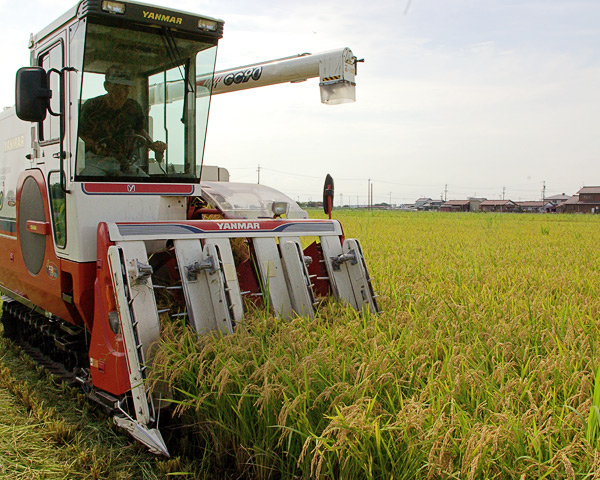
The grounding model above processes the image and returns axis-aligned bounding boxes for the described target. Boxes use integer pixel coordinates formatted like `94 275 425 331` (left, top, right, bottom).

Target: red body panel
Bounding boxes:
60 260 96 331
88 222 130 395
304 241 331 298
82 183 194 195
0 170 75 324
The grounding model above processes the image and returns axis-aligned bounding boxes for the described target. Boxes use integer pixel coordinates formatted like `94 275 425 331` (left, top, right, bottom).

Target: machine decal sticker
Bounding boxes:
142 11 183 25
46 261 59 280
217 222 260 230
82 183 194 196
116 220 336 237
3 135 24 152
271 223 334 233
223 67 262 86
117 224 201 236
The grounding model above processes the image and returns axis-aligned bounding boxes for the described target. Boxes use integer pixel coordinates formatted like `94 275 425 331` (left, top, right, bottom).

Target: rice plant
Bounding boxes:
151 211 600 479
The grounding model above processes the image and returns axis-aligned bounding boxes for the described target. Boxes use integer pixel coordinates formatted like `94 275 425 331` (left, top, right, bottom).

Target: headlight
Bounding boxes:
272 202 289 217
198 19 218 31
102 1 126 14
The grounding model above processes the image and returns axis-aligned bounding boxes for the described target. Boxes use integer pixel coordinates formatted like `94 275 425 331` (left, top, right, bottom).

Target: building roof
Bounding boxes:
561 195 580 205
545 193 570 201
560 193 600 205
578 186 600 194
516 201 551 208
443 200 470 206
480 200 516 206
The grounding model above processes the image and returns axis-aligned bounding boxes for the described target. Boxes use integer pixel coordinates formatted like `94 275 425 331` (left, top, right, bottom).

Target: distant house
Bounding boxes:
468 198 486 212
399 204 416 211
414 198 443 211
558 187 600 213
544 193 570 206
556 195 579 213
441 200 470 212
480 200 518 213
414 197 433 210
422 200 443 211
516 201 553 213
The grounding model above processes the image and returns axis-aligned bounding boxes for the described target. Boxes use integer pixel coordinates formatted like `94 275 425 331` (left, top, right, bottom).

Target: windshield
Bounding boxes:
75 21 217 183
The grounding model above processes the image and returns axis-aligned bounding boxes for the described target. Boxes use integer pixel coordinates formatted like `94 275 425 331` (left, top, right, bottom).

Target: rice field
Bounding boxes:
2 211 600 479
152 211 600 479
0 337 177 479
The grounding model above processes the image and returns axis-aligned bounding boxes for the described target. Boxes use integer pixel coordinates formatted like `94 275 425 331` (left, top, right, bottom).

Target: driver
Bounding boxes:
79 66 167 176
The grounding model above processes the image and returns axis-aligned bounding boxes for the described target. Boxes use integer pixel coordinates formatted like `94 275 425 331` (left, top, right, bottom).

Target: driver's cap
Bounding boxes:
105 66 134 86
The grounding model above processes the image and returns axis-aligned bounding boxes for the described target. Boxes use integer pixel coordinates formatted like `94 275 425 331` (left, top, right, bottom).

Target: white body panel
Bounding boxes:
174 238 237 335
280 238 316 318
0 108 32 232
65 186 189 261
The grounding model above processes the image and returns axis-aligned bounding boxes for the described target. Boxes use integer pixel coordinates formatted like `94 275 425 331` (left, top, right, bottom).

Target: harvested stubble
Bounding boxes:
0 336 187 480
153 211 600 479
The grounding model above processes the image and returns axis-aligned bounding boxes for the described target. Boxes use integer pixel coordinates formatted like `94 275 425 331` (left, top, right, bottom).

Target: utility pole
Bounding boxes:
370 181 374 210
340 193 343 206
389 191 392 206
257 164 261 184
444 184 448 202
502 186 505 200
367 179 371 210
542 181 546 201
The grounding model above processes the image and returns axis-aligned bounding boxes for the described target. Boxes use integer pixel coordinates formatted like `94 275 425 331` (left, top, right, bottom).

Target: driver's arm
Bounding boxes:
128 101 166 154
138 129 167 154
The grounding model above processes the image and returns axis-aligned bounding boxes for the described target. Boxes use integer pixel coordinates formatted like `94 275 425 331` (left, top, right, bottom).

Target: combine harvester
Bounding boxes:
0 0 377 455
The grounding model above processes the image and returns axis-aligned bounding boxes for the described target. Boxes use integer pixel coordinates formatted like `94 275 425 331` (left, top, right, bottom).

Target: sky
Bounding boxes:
0 0 598 205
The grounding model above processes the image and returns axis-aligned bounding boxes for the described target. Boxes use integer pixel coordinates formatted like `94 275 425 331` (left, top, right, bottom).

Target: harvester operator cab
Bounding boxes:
16 2 223 185
75 21 217 182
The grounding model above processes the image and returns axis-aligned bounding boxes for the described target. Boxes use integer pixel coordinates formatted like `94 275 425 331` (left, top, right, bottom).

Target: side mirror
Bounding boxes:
16 67 51 122
323 173 334 218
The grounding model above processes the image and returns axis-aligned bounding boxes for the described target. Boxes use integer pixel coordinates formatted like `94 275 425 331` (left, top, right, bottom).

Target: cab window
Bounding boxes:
38 42 63 144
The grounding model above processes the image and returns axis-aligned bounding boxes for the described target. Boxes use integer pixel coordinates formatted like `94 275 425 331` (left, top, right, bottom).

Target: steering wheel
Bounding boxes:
97 133 148 169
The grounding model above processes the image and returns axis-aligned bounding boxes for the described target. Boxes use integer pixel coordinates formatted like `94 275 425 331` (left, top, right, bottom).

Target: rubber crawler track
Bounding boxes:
1 301 89 384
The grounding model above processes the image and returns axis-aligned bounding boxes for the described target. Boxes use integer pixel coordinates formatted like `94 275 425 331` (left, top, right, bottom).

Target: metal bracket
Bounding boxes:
186 256 217 281
129 260 153 284
331 249 357 271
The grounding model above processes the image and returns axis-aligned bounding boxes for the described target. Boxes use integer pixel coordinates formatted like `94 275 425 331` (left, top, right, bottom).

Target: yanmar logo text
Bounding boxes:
142 10 183 24
217 222 260 230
